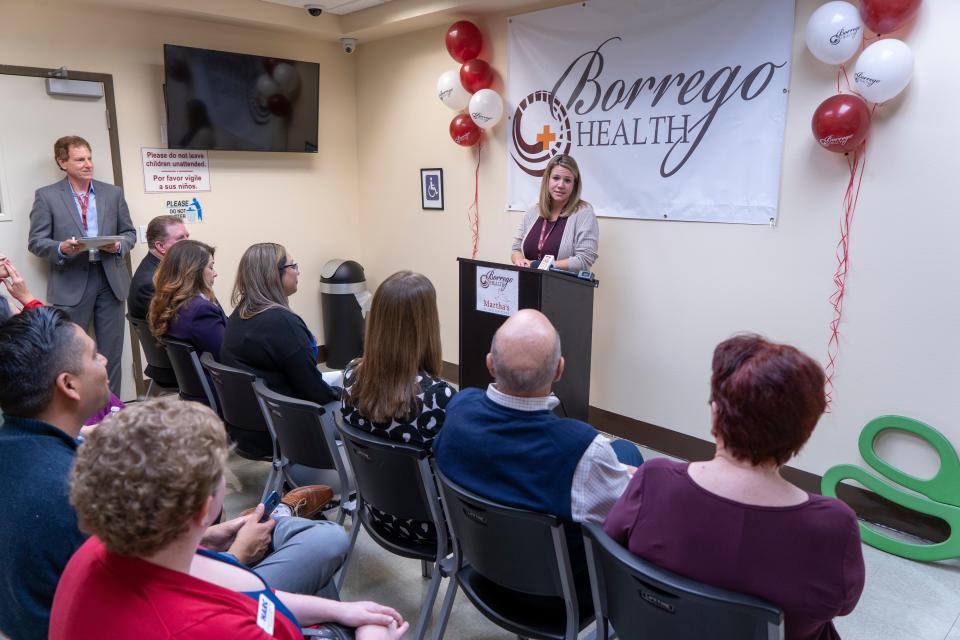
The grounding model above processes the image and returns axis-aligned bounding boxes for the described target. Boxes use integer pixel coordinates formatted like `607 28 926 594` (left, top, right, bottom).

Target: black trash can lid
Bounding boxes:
320 259 365 283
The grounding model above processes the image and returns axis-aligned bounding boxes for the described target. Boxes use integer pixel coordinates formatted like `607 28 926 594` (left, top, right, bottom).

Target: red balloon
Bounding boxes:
267 94 292 117
450 113 481 147
811 94 871 153
460 59 493 94
445 21 483 63
860 0 922 34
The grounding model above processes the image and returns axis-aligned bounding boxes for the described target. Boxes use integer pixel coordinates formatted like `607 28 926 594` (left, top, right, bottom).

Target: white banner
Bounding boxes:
507 0 794 225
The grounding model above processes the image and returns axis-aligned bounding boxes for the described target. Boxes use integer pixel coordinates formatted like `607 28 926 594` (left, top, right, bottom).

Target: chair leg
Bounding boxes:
430 578 459 640
334 512 363 593
412 562 443 640
421 559 432 579
145 379 156 399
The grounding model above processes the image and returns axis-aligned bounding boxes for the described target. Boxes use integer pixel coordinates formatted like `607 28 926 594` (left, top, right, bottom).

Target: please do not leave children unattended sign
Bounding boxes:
141 147 211 193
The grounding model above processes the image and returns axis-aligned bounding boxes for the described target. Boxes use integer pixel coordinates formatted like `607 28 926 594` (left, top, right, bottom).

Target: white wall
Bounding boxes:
354 0 960 478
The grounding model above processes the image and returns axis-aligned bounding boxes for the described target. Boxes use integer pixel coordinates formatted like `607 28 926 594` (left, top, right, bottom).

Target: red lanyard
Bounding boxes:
74 188 90 231
537 218 558 254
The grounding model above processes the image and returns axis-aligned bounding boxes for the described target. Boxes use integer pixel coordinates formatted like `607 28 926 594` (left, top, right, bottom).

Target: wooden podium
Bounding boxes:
458 258 598 421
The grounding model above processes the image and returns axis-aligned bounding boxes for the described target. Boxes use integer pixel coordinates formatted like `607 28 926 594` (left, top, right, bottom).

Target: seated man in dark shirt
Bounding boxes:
128 215 189 388
0 308 348 640
127 214 189 319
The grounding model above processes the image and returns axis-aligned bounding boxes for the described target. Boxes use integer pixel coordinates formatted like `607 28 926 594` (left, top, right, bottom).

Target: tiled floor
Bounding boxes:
224 446 960 640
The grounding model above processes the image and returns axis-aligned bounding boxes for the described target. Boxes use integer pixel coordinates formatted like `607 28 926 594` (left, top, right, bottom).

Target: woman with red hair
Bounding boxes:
604 334 865 640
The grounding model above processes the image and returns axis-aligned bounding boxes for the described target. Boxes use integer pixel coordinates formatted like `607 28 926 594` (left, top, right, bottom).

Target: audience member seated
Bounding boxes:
604 334 865 640
221 242 339 414
341 271 455 544
0 252 43 320
0 309 350 639
50 398 408 640
434 309 643 528
149 239 225 361
128 214 188 388
128 214 189 319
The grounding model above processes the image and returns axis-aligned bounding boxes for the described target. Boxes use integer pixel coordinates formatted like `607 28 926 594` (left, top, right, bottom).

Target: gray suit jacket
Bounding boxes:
27 178 136 306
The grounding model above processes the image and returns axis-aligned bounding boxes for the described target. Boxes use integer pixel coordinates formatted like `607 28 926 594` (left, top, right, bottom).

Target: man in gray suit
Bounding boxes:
27 135 136 396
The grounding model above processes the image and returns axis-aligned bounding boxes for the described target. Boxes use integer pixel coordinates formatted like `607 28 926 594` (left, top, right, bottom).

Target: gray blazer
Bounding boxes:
27 178 136 306
511 203 600 272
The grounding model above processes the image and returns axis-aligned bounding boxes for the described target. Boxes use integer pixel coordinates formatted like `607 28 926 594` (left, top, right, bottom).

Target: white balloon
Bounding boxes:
437 70 469 111
272 62 300 95
468 89 503 130
805 1 863 65
853 39 914 103
255 74 281 105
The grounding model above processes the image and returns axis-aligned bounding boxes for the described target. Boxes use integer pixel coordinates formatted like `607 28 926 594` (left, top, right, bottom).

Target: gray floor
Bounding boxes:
224 446 960 640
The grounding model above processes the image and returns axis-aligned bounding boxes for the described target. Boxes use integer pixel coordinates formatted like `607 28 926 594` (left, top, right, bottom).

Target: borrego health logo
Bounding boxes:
511 90 574 177
830 26 861 45
479 270 515 293
510 36 788 178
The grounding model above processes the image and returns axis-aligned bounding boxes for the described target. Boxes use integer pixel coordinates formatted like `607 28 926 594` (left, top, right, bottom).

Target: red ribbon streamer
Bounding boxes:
467 138 482 259
824 140 868 408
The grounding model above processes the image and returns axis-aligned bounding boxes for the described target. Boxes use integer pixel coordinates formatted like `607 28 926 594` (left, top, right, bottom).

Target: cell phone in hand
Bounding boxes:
259 491 282 523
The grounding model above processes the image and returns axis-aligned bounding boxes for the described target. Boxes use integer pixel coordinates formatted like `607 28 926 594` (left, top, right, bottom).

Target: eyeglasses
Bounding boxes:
280 262 300 274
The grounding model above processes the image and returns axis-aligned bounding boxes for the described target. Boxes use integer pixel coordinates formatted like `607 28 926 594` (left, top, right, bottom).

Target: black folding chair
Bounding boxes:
159 337 217 410
252 380 354 524
335 416 450 638
200 353 277 492
431 466 594 640
127 314 178 396
582 523 784 640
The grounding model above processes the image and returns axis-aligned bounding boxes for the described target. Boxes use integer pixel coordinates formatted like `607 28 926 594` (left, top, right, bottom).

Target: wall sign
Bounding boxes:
507 0 795 224
164 197 204 223
476 267 518 317
142 147 211 193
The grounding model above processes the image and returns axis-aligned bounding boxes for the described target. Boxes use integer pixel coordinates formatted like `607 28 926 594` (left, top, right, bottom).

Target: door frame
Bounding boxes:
0 64 146 398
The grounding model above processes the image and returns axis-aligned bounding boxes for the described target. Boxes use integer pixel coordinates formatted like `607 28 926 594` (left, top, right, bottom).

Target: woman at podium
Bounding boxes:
510 154 599 271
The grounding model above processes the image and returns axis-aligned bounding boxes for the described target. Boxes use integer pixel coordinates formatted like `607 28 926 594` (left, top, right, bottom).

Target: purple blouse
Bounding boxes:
604 458 865 640
522 216 568 261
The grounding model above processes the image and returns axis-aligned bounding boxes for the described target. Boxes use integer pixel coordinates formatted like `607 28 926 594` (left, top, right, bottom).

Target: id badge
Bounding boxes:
256 593 276 635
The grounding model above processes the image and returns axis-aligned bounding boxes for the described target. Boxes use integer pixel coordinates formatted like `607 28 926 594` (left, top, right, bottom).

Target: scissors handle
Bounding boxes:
859 415 960 508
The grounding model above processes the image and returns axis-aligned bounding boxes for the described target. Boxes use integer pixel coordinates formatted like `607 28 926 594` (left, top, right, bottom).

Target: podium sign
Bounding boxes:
458 258 597 421
475 266 519 317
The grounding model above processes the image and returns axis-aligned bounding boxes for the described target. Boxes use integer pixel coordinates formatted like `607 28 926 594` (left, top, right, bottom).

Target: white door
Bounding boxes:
0 72 136 400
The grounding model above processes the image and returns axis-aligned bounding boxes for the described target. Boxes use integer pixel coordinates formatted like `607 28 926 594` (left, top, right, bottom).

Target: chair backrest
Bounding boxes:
127 314 174 372
200 352 269 434
252 380 339 471
336 416 440 524
160 338 217 408
433 465 577 599
582 523 784 640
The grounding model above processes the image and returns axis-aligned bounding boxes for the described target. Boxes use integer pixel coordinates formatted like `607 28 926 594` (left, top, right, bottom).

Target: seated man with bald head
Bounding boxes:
433 309 642 527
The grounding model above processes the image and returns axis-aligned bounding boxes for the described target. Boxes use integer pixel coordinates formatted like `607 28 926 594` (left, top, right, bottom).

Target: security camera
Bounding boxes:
304 3 323 16
341 38 357 54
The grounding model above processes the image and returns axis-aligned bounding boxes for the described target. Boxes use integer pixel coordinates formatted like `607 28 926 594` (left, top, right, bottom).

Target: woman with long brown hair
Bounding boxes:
148 239 224 359
341 271 455 543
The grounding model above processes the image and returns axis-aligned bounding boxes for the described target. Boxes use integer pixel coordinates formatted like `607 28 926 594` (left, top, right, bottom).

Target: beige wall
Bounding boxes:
355 1 960 478
1 0 956 478
0 0 359 349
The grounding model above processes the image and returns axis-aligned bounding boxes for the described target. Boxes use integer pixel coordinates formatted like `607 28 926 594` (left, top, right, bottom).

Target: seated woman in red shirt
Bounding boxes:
50 398 407 640
604 334 865 640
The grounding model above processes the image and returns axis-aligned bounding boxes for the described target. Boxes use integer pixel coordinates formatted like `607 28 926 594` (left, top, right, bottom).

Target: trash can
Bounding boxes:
319 259 370 369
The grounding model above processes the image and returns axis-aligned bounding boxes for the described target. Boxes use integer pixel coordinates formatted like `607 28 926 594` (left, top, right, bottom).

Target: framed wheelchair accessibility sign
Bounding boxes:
420 168 444 210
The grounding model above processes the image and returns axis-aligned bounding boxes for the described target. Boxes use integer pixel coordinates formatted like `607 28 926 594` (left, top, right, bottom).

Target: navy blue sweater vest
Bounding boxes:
433 388 598 521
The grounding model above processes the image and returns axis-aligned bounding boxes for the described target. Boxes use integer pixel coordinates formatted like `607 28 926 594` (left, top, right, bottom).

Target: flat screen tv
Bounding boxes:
164 44 319 153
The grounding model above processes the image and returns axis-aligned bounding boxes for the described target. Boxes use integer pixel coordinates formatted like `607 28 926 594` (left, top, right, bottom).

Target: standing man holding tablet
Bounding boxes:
28 135 136 396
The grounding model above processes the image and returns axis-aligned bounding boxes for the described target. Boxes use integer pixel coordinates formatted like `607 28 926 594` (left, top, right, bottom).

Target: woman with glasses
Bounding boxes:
511 154 599 271
221 244 339 421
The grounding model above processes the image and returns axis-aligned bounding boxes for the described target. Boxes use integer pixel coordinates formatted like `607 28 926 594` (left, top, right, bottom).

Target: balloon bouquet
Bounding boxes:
437 20 504 146
436 20 506 257
805 0 920 402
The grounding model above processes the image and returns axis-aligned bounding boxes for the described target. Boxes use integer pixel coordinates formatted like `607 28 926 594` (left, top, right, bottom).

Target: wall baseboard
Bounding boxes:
443 361 946 544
